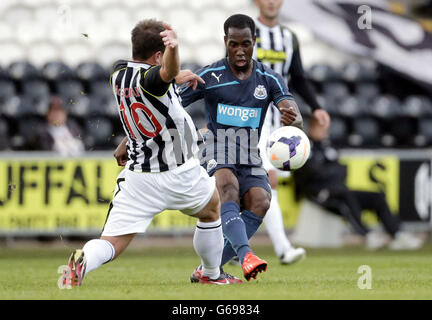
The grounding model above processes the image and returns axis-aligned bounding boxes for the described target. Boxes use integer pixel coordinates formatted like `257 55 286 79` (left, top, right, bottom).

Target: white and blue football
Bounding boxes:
266 126 311 171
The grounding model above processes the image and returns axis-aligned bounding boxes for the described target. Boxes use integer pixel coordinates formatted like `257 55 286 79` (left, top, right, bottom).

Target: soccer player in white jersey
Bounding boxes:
253 0 331 265
60 20 239 287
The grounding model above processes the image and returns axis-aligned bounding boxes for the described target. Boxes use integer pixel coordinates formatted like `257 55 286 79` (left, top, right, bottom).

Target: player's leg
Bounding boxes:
219 167 270 279
62 169 159 287
323 189 370 237
263 169 306 264
352 191 399 236
190 188 224 281
214 168 253 268
352 191 423 250
236 185 270 280
172 160 240 284
189 188 241 284
65 233 136 284
221 166 270 265
220 167 272 280
62 231 136 288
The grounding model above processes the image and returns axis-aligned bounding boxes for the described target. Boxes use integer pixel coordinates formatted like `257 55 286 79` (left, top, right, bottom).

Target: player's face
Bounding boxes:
255 0 283 20
224 27 256 72
47 106 67 126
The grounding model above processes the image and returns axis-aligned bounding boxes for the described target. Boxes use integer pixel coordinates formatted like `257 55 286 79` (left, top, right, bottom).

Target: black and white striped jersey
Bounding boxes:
253 19 297 129
253 19 295 83
110 60 199 173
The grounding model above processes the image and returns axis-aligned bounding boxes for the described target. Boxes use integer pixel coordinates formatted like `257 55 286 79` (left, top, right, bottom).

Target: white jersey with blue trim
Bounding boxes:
179 58 294 166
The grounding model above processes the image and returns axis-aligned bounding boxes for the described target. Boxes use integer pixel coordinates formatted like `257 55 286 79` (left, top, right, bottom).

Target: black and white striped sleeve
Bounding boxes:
139 66 171 97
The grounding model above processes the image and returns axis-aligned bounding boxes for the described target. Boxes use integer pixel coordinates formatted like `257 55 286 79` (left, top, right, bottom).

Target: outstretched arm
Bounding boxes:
159 22 180 83
175 69 205 90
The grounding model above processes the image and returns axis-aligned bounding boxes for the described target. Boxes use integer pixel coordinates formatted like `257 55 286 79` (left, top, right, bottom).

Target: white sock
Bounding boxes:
193 219 223 280
82 239 115 275
264 189 292 257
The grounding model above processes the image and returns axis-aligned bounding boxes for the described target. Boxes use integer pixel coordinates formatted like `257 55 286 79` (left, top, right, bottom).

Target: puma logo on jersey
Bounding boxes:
211 72 222 82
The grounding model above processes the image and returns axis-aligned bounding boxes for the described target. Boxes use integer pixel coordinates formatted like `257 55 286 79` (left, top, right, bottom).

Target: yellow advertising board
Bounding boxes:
278 155 399 228
0 158 120 231
0 154 400 233
0 157 196 232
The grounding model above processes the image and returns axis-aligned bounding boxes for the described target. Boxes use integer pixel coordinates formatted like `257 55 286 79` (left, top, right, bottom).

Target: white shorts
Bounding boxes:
101 158 216 236
259 104 291 178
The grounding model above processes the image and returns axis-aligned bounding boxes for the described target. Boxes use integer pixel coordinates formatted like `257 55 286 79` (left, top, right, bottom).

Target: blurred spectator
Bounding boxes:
293 117 424 250
35 96 85 156
412 0 432 17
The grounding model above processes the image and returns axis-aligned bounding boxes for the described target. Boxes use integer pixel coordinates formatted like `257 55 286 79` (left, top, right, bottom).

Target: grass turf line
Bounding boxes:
1 244 432 300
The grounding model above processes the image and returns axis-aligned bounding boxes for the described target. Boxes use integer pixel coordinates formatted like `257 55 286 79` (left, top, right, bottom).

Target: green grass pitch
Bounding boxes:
1 243 432 300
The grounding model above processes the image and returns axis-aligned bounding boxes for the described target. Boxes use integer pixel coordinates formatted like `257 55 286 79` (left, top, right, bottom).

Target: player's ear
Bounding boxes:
252 35 256 46
154 51 163 65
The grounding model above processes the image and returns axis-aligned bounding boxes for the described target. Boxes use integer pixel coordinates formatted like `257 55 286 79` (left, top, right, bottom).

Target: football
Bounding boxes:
266 126 311 171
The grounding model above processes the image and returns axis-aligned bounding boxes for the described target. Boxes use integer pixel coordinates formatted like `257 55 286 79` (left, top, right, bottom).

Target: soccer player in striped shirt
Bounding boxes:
253 0 331 265
61 20 240 287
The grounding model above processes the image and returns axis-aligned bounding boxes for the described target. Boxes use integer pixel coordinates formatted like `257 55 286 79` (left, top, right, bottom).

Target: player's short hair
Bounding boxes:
223 14 256 37
131 19 165 61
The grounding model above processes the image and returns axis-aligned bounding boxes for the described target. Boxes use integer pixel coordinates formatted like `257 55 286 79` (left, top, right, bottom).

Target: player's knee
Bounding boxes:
198 209 220 222
207 191 222 221
248 197 271 217
219 182 239 203
197 189 221 222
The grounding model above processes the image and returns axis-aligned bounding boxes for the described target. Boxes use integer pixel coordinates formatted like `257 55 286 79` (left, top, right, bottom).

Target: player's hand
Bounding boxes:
279 106 297 126
114 137 128 167
160 22 178 49
175 69 205 90
313 109 331 129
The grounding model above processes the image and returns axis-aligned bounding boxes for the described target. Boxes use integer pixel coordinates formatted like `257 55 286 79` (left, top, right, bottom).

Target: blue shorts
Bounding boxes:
203 161 271 197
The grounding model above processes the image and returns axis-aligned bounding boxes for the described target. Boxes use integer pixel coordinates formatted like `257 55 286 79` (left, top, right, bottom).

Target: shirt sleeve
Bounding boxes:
267 69 294 105
139 66 171 97
178 77 205 107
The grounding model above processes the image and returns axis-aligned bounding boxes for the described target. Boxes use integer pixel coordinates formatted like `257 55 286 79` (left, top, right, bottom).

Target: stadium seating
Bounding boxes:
0 78 19 118
0 117 9 150
0 1 430 151
84 116 115 150
349 117 381 148
8 61 41 82
328 116 348 147
14 116 45 150
0 58 429 150
417 118 432 146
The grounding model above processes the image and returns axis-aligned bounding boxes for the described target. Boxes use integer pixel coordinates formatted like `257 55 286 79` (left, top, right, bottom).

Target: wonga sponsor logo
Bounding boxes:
216 103 261 129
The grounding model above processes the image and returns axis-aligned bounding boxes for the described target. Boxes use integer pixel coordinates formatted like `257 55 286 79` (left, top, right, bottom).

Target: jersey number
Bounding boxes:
119 101 162 138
